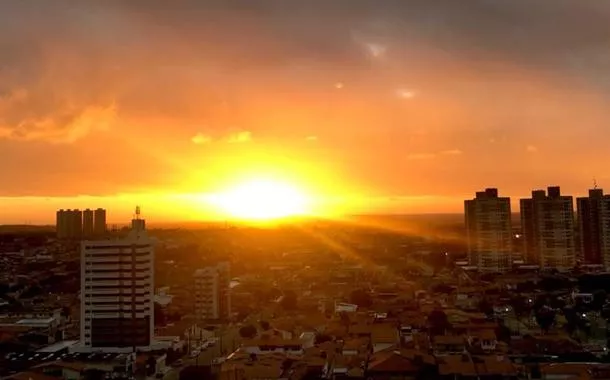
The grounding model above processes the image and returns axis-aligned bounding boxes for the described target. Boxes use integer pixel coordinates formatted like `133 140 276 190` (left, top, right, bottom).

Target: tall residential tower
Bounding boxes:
520 186 575 271
78 209 154 353
465 188 513 273
194 262 231 321
577 188 610 268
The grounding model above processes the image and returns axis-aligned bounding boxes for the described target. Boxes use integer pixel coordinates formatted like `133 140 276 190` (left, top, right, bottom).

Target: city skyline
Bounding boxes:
2 1 610 222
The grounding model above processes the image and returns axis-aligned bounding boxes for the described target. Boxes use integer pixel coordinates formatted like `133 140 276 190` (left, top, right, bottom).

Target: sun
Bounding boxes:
210 179 310 221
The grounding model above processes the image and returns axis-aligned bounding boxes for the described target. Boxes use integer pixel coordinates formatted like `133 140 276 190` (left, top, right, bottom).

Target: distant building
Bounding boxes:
577 188 610 268
94 208 107 236
464 188 513 273
78 210 154 353
83 209 94 238
56 209 68 239
56 208 107 240
520 186 575 271
194 262 231 321
56 209 83 240
69 209 83 239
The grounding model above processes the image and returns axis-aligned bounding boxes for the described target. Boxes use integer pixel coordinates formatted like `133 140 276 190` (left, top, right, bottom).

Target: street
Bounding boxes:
163 326 240 380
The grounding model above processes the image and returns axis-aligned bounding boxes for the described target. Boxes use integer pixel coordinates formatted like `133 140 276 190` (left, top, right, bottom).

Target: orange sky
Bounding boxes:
1 1 610 223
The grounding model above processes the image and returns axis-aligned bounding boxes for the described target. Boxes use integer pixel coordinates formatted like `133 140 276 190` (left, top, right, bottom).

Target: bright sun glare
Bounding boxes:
210 179 310 221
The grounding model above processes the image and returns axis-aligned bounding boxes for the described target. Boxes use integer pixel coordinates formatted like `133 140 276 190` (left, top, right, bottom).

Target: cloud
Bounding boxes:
305 135 318 141
191 133 212 145
395 88 416 99
227 131 252 143
440 149 463 156
408 153 436 160
0 88 116 143
409 149 462 160
526 145 538 153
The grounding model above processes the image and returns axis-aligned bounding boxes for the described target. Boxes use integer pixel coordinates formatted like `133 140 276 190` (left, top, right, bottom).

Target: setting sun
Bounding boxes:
209 179 310 221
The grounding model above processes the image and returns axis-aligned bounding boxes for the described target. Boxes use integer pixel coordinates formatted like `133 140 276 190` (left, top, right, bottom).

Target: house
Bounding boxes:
366 349 435 380
241 335 304 355
472 355 518 379
433 335 467 356
467 329 497 352
3 371 60 380
341 338 370 356
33 361 87 380
323 352 366 379
371 324 399 353
438 354 478 380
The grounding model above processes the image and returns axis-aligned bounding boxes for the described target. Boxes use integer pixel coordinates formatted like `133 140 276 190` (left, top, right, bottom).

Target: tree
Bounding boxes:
154 303 166 326
592 290 607 310
478 298 494 317
495 319 511 343
280 290 298 310
431 284 454 295
179 365 214 380
509 296 531 318
260 320 271 331
535 307 556 333
427 309 450 336
349 289 373 308
239 324 257 339
315 334 333 344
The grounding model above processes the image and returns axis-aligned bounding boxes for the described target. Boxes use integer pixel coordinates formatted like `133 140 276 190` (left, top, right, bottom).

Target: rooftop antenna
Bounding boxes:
134 206 141 220
594 178 598 190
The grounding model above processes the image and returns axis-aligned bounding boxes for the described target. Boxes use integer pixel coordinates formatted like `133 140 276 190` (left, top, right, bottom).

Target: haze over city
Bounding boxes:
2 0 610 223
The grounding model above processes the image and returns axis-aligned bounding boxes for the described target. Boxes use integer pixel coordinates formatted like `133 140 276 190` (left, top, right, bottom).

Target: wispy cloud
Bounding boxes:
305 135 318 141
191 133 212 145
395 88 416 99
408 153 436 160
0 95 116 144
526 145 538 153
227 131 252 143
440 149 463 156
409 149 463 160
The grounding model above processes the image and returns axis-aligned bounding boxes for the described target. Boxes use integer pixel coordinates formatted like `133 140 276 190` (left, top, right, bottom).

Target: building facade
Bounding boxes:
577 188 610 268
465 188 513 273
194 262 231 321
94 208 107 236
83 209 94 238
79 215 154 353
521 186 575 271
56 209 83 240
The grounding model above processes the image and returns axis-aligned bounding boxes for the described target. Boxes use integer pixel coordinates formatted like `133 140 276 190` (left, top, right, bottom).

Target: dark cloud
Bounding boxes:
1 0 610 197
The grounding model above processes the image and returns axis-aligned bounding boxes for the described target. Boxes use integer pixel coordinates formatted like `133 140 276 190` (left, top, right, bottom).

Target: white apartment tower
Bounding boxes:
465 188 513 273
521 186 575 271
194 262 231 321
79 208 154 353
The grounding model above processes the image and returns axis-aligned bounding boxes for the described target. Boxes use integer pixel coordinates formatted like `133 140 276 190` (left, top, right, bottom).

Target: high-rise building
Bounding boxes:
465 188 513 273
78 210 154 353
577 188 610 268
83 209 94 238
56 209 83 240
56 209 68 239
520 186 575 271
70 209 83 240
193 262 231 321
94 208 107 236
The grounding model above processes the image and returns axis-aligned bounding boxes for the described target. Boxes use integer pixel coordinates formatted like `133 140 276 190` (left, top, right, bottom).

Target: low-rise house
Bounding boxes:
467 329 498 353
438 354 478 380
241 336 304 355
371 324 399 353
366 348 435 380
341 338 370 356
433 335 467 356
